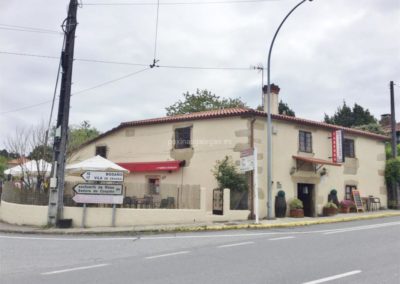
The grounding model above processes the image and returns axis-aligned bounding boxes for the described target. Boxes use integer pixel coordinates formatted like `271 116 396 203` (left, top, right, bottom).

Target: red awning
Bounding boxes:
117 161 183 172
292 155 341 166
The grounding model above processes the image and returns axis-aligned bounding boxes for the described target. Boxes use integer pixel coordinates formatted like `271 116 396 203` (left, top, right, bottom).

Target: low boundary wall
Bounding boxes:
0 188 250 227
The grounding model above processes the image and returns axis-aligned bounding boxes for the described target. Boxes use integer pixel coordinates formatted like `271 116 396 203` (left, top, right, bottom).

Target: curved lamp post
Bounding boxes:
266 0 312 219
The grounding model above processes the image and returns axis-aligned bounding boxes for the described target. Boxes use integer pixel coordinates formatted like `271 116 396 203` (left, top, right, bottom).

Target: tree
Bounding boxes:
166 89 247 116
324 101 377 128
67 120 100 158
212 156 248 192
0 156 7 180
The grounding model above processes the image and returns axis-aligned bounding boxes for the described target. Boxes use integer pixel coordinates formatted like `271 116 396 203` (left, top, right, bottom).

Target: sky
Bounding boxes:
0 0 399 149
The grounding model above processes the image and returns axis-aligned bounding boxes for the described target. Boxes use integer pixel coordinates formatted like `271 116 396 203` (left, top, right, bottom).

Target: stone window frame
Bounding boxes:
299 130 312 153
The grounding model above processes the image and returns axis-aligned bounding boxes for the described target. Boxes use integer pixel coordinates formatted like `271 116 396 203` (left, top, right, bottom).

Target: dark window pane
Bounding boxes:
95 146 107 158
175 127 191 149
299 131 312 153
344 139 355 158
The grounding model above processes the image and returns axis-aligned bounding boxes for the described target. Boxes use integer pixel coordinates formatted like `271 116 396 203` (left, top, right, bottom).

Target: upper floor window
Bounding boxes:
175 127 191 149
344 139 355 158
299 131 312 153
95 146 107 158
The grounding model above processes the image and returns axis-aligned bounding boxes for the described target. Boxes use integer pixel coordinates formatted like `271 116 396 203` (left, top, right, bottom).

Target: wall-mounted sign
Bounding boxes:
332 130 344 163
81 171 124 182
73 183 123 195
240 148 254 172
73 194 124 204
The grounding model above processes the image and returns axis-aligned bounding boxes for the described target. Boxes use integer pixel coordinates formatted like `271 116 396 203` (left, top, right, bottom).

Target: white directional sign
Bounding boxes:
73 183 123 195
240 148 254 172
81 171 124 182
73 194 124 204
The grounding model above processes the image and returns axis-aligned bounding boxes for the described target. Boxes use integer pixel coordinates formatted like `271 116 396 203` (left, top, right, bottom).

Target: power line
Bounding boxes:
0 67 150 115
0 24 61 34
0 50 253 70
83 0 282 6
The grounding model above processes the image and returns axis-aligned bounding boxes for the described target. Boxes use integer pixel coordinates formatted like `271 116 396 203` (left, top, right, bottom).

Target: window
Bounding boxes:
175 127 191 149
299 131 312 153
345 185 357 200
344 139 355 158
148 178 160 195
95 146 107 158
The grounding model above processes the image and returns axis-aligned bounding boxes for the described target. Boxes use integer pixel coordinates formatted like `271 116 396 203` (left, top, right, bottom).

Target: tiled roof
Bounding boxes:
81 107 389 147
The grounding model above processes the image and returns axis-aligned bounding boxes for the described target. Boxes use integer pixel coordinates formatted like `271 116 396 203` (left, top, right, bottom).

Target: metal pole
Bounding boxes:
266 0 310 219
47 0 79 226
81 203 87 228
390 81 397 158
112 204 116 227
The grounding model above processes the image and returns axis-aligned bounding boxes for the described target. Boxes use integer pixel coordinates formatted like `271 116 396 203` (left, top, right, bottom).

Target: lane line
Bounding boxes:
1 221 399 241
268 236 295 241
218 241 254 248
323 222 400 235
302 270 362 284
41 263 110 275
145 250 190 260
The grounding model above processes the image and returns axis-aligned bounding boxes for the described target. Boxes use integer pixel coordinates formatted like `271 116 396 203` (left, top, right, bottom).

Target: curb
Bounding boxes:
1 212 399 236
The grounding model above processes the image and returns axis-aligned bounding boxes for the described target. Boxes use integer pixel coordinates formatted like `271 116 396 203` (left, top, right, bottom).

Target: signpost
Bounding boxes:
73 183 123 195
81 171 124 182
240 148 259 223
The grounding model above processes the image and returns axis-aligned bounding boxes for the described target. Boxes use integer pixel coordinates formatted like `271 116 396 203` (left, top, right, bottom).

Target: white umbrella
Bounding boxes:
4 159 52 177
66 155 130 175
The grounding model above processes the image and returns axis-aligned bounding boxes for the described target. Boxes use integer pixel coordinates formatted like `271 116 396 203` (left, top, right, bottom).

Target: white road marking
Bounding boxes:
323 222 400 235
1 221 399 241
217 241 254 248
302 270 362 284
41 263 110 275
268 236 295 241
145 250 190 259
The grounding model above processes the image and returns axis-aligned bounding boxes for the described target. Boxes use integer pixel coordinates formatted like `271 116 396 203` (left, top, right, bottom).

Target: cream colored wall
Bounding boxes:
0 201 47 226
70 117 251 211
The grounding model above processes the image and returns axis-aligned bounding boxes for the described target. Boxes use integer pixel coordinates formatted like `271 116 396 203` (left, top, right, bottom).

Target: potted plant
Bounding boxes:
328 189 339 207
339 200 354 213
289 198 304 218
275 190 287 218
323 202 338 216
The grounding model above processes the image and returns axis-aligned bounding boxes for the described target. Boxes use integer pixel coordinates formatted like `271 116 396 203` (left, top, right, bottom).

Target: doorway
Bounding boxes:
297 183 315 217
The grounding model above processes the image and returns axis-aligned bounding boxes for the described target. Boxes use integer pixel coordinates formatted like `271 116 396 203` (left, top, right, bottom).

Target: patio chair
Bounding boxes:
369 196 381 211
123 197 132 208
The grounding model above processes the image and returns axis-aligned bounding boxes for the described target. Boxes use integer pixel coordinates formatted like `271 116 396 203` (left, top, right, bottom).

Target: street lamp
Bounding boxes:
266 0 312 219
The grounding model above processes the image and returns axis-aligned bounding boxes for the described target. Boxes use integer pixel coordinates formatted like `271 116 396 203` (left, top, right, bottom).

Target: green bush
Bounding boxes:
385 157 400 187
277 190 285 198
289 198 303 210
213 156 248 192
324 202 338 209
330 189 337 195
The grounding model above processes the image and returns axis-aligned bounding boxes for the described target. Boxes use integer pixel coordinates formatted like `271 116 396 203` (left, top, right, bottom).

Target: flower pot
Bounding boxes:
275 196 287 218
323 207 338 216
340 206 350 213
290 209 304 218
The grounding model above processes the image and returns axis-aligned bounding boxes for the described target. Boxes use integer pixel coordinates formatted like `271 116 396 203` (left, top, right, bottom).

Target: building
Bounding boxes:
71 86 388 218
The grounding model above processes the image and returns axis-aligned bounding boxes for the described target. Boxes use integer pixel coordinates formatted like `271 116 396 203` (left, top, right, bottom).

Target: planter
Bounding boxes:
323 207 338 216
339 206 350 213
290 209 304 218
275 196 287 218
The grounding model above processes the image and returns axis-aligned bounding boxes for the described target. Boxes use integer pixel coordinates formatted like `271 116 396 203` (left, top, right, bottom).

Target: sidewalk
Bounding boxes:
1 210 399 235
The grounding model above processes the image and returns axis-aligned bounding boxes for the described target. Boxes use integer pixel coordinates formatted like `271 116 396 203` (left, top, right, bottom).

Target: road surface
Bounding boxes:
1 217 399 284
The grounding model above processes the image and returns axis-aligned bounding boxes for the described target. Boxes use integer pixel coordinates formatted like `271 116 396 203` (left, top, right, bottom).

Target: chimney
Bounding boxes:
380 114 391 128
262 84 280 115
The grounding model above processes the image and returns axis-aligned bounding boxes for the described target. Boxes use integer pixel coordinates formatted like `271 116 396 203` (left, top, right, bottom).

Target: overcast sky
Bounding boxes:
0 0 399 149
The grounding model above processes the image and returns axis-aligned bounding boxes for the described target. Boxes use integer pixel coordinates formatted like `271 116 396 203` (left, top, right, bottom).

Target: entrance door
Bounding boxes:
297 183 315 217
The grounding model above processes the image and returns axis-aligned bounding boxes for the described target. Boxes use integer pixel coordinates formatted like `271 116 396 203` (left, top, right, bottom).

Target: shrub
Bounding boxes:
324 202 338 209
340 200 354 208
330 189 337 196
212 156 248 192
277 190 285 198
289 198 303 210
385 158 400 187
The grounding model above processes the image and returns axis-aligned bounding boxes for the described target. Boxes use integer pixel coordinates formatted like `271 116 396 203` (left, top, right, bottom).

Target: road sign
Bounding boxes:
81 171 124 182
73 184 123 195
73 194 124 204
240 148 254 172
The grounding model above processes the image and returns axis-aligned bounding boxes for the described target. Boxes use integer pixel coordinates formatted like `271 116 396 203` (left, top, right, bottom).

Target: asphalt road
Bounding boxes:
1 217 399 284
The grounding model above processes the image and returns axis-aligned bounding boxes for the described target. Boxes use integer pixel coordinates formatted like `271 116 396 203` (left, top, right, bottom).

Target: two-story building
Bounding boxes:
70 85 388 218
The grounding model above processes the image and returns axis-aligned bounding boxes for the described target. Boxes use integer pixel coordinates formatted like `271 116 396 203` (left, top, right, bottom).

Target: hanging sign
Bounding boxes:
332 130 344 163
81 171 124 182
240 148 254 172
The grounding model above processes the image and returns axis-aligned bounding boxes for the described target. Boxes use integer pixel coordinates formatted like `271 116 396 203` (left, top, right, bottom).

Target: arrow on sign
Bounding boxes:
73 194 124 204
73 184 123 195
81 171 124 182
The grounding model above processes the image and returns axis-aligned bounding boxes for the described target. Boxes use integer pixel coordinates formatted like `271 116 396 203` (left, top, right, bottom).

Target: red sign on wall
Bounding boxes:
332 130 344 163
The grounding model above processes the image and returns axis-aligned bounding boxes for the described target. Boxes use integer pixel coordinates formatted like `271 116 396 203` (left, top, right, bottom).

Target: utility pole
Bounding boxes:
390 81 397 158
48 0 79 226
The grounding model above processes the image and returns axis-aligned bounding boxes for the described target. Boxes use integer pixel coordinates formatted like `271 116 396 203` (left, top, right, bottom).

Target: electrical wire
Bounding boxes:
0 50 253 70
83 0 282 6
0 24 61 34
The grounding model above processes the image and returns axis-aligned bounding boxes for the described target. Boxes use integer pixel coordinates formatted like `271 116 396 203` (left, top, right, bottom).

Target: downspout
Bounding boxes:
250 117 256 219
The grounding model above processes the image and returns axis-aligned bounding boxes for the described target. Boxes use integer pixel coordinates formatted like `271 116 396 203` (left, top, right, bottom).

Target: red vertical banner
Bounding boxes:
332 130 337 163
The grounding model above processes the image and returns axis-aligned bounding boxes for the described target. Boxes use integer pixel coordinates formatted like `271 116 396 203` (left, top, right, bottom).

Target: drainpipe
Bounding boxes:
250 117 256 219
